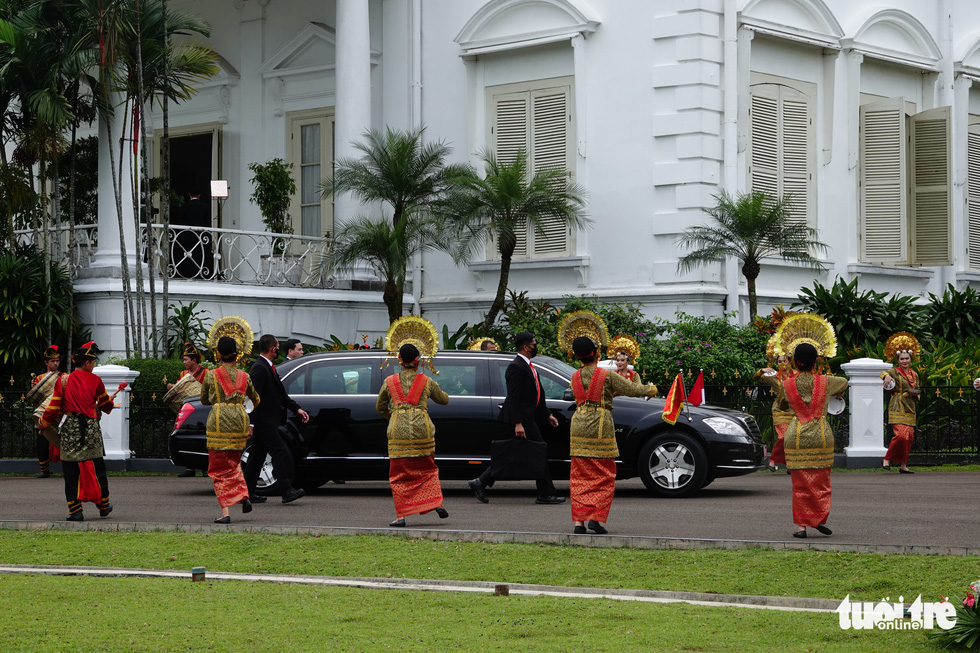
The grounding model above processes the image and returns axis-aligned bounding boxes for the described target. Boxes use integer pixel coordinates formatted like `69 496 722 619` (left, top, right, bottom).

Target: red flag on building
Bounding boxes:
662 372 685 425
688 370 705 407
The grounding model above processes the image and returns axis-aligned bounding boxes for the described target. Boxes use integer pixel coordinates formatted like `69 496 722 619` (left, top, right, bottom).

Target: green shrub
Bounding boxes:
925 284 980 344
120 357 196 397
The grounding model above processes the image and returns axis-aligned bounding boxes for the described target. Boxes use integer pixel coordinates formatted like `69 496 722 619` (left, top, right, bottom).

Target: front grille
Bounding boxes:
742 415 763 443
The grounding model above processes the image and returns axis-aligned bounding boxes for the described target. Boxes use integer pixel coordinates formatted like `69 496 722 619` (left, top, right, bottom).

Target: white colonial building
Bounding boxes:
71 0 980 354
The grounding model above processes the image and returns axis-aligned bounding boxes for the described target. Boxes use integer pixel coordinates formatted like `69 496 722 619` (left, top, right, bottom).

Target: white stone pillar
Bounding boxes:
91 93 138 269
93 364 141 461
335 0 372 226
840 357 891 468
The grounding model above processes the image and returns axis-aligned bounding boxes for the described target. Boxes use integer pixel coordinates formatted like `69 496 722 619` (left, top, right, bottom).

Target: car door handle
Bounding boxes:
496 403 503 409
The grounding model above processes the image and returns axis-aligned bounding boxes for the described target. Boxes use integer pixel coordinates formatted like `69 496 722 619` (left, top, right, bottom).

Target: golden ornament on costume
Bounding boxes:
557 310 609 356
884 332 920 360
207 316 254 361
607 334 640 361
774 312 837 358
385 315 440 358
765 334 779 362
466 337 500 351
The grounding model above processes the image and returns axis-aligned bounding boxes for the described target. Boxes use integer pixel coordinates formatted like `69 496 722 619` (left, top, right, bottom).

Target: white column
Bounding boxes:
93 364 141 460
236 1 267 231
840 357 892 468
91 94 138 269
335 0 372 226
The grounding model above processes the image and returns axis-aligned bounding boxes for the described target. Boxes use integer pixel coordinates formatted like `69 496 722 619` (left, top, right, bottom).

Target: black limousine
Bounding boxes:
169 350 765 497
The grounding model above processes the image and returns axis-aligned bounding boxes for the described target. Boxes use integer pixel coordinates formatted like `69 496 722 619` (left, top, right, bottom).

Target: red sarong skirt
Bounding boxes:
77 460 101 503
389 455 443 518
885 424 914 465
208 450 249 509
570 456 616 523
790 468 832 527
769 423 787 464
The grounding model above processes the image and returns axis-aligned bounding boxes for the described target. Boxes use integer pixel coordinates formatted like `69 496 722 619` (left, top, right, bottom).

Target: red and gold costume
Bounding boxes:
754 368 795 465
200 365 260 508
376 369 450 518
39 358 115 519
782 372 848 528
27 364 65 474
569 366 656 523
881 366 918 465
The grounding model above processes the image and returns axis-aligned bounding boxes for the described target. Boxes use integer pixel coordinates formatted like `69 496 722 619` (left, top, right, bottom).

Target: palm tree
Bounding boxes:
322 126 470 322
676 190 828 320
444 150 588 331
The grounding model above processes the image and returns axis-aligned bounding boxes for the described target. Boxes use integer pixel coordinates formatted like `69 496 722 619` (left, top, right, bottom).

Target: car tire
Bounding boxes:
637 432 708 497
241 445 281 495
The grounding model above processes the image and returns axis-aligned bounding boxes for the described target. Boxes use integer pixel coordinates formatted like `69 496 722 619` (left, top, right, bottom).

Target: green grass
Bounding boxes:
0 574 951 652
0 531 975 601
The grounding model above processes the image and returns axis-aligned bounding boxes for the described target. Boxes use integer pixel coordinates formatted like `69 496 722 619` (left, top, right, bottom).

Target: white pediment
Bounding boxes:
847 10 941 70
455 0 600 55
956 34 980 78
257 22 380 79
740 0 843 46
197 52 240 89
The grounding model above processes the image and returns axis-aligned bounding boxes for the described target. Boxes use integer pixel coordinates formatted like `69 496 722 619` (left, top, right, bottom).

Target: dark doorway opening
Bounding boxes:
168 133 214 278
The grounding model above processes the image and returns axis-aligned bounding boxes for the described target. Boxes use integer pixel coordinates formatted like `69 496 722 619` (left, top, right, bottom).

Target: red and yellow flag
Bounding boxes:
662 372 685 425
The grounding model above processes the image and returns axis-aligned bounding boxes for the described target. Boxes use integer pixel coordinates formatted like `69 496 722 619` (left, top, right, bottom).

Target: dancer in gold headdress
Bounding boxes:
562 312 656 535
376 316 450 527
754 333 794 472
880 332 921 474
774 313 847 538
607 334 644 389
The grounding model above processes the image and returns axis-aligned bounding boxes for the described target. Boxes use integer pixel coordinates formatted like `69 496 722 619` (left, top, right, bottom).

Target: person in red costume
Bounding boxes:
26 345 65 477
39 342 125 521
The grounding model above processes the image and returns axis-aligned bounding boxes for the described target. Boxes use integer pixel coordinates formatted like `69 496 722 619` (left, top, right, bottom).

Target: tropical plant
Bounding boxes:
676 191 828 320
321 126 471 323
165 300 210 358
444 150 588 330
924 284 980 344
793 277 927 354
0 243 79 379
248 158 296 254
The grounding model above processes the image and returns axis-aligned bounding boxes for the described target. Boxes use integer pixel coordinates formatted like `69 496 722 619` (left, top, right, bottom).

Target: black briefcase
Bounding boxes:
490 438 549 480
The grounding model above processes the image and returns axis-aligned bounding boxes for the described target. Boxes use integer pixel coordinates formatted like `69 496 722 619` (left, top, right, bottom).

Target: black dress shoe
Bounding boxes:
792 530 807 538
66 512 83 522
37 471 51 478
214 516 230 524
281 488 305 504
535 495 565 505
573 525 587 534
241 499 252 514
587 520 608 534
899 468 914 474
98 503 113 517
389 518 406 527
768 464 777 472
248 495 267 504
816 524 832 535
468 479 488 504
882 464 892 471
177 469 196 477
435 507 449 519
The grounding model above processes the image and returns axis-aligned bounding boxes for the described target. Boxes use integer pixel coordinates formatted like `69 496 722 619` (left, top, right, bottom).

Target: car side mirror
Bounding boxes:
562 388 575 401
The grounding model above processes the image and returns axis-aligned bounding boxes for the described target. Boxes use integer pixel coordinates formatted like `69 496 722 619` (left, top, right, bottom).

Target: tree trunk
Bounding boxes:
384 279 402 324
483 246 514 331
741 258 761 320
161 0 171 357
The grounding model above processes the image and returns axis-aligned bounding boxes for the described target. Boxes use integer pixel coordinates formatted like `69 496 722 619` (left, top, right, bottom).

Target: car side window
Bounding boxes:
431 363 479 396
308 360 376 395
537 368 570 400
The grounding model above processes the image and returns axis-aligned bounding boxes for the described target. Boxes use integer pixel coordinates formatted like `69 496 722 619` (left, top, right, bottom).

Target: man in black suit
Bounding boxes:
468 331 564 505
244 334 310 504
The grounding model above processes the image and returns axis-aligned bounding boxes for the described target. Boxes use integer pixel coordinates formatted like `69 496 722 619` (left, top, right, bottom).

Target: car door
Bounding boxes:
282 354 387 479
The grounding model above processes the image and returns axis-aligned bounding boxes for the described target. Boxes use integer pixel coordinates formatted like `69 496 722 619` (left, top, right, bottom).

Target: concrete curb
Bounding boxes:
0 563 840 613
2 519 978 556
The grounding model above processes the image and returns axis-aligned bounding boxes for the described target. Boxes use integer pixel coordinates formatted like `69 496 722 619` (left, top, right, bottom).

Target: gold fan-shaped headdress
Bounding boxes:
558 310 609 356
607 334 640 361
774 312 837 358
207 316 254 361
385 315 440 360
467 337 500 351
765 334 779 362
884 331 920 360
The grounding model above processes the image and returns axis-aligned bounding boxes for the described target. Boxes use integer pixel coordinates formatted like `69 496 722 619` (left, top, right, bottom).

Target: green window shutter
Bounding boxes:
910 106 951 266
530 85 571 256
860 97 906 264
968 123 980 271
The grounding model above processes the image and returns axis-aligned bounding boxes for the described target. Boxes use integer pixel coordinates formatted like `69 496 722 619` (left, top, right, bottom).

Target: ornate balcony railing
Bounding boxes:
15 224 335 288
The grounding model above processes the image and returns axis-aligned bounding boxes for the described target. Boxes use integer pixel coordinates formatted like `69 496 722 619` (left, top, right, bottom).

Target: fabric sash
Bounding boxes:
213 366 246 397
784 374 827 424
572 368 608 405
26 371 61 405
387 373 428 406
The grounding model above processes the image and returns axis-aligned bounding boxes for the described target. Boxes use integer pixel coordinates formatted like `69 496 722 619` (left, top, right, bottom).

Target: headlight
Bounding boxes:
703 417 750 440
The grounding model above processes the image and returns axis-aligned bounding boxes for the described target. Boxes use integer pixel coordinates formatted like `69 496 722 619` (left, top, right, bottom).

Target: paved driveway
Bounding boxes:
2 470 975 549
